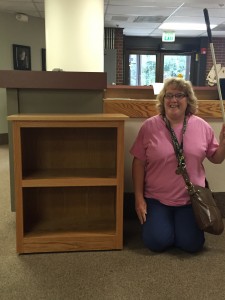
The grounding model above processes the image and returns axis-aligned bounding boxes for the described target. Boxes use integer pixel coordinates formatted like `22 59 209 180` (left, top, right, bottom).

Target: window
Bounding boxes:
126 52 194 85
163 54 191 80
129 54 156 86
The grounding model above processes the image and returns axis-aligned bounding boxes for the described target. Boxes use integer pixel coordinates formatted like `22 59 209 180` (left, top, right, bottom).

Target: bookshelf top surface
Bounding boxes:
7 113 129 122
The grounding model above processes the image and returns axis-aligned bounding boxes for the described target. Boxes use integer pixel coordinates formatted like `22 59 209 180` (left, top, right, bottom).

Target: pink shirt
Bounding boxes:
130 114 219 206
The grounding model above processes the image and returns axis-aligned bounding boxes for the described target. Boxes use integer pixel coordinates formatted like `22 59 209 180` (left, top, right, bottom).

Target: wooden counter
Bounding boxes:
0 70 107 211
104 99 225 119
104 85 219 100
104 85 224 119
0 70 106 90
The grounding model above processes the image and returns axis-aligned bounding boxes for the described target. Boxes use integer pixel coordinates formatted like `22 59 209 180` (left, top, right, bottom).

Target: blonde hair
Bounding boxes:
156 77 198 116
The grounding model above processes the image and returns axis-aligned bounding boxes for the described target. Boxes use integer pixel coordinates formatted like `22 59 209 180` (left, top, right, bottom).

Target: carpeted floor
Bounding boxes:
1 144 225 300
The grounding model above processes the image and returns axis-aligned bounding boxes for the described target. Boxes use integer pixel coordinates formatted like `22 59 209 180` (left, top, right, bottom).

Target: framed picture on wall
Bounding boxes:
41 48 46 71
13 44 31 70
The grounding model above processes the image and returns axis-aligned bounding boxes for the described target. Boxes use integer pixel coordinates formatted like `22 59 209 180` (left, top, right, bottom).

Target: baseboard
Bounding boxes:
0 133 8 145
124 192 225 218
124 193 136 220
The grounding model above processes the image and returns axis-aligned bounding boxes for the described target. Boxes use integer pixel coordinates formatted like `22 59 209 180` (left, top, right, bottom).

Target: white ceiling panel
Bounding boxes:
0 0 224 37
105 6 175 16
177 7 225 18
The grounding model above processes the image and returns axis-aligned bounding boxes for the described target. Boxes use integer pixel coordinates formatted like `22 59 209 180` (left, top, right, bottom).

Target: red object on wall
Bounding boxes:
201 48 207 54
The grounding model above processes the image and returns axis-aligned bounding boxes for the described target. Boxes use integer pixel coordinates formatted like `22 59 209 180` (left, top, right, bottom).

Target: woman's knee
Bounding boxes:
175 235 205 253
142 229 174 252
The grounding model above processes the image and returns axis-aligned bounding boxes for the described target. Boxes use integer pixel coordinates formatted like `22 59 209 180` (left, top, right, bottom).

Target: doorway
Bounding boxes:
126 51 194 85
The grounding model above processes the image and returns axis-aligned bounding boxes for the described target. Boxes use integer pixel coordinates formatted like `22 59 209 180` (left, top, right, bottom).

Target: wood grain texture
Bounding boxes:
103 99 225 119
104 85 219 100
7 113 129 121
0 70 107 90
9 115 126 253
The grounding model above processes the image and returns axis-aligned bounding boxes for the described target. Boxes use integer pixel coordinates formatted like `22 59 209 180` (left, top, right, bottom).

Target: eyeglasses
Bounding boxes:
164 93 187 101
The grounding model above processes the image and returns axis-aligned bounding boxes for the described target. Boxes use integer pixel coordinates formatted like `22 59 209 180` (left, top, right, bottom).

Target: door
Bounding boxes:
162 54 191 81
129 54 156 86
126 52 194 85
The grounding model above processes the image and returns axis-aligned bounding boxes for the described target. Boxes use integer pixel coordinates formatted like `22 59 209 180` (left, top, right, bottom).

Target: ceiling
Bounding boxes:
1 0 225 37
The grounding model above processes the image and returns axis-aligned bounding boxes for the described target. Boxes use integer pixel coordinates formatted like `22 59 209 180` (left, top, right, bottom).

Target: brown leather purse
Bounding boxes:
185 181 224 235
164 116 224 235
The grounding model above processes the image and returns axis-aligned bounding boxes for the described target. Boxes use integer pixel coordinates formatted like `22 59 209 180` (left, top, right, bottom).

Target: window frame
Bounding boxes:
124 50 196 85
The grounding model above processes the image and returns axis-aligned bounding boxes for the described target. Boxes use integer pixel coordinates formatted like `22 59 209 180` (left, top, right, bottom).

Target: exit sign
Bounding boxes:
162 31 175 42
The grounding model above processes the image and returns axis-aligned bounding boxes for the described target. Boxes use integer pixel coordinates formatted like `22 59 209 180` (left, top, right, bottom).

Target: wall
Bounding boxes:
114 28 123 85
123 36 207 85
105 28 124 85
0 12 45 135
122 36 225 86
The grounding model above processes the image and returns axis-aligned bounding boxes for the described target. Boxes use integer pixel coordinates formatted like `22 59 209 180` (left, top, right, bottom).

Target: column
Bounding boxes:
45 0 104 71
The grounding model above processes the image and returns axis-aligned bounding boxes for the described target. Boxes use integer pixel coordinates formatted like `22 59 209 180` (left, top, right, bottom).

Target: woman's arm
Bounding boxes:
132 157 147 224
209 124 225 164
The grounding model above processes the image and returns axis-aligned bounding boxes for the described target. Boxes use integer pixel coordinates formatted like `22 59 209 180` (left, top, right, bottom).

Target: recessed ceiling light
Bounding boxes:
159 23 217 31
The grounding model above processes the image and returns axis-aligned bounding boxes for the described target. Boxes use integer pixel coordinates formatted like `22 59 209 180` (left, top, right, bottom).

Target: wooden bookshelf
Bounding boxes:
8 113 128 254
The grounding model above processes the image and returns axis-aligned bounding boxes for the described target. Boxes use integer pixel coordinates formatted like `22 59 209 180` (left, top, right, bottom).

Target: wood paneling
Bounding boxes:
104 85 219 100
0 70 107 90
103 99 225 119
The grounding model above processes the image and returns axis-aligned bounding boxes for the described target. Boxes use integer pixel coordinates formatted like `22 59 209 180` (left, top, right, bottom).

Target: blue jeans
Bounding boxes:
142 198 205 253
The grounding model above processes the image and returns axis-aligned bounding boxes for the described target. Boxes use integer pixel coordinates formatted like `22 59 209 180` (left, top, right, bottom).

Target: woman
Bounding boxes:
130 77 225 253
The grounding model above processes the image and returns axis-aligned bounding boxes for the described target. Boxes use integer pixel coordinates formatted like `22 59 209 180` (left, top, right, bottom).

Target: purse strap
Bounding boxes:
164 116 196 195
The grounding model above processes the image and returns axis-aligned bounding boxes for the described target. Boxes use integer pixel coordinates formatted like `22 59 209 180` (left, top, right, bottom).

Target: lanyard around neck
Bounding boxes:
164 116 187 174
